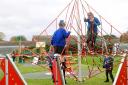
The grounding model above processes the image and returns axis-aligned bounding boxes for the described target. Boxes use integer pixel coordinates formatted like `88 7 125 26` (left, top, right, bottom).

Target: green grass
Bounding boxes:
0 68 4 80
26 65 118 85
24 56 121 85
26 79 53 85
81 55 103 66
26 72 114 85
0 55 122 85
1 55 120 85
16 63 47 74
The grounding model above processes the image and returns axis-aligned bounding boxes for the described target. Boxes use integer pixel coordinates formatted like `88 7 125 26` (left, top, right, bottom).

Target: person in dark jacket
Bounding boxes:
51 20 70 84
103 53 114 82
84 12 100 52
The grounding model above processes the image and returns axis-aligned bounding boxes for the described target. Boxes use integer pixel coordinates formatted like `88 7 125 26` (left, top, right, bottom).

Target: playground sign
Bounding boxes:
36 42 46 48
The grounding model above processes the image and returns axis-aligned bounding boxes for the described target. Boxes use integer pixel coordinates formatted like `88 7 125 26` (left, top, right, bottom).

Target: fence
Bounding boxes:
0 54 27 85
113 55 128 85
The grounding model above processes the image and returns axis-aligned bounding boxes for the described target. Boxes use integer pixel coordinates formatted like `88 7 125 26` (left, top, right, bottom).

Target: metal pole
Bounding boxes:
76 0 82 81
99 16 103 55
78 37 82 81
19 36 21 54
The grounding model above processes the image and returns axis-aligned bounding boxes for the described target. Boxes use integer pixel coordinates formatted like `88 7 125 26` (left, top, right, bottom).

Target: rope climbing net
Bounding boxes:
35 0 126 81
8 0 127 84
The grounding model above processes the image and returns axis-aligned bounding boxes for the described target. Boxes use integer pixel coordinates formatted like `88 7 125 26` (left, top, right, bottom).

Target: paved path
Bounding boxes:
22 70 100 79
22 63 101 79
22 63 51 79
23 72 51 79
23 63 36 67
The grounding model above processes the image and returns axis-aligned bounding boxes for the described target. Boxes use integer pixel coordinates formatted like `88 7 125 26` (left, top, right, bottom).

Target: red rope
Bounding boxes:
36 0 125 81
83 0 122 35
39 0 74 36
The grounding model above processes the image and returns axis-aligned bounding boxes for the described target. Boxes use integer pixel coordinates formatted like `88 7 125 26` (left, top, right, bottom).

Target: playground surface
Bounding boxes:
13 56 121 85
0 0 127 84
0 54 126 85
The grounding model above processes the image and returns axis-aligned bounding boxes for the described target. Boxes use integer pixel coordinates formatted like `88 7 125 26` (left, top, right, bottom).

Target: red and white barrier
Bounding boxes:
52 59 63 85
0 57 6 85
52 54 65 85
113 55 128 85
0 55 27 85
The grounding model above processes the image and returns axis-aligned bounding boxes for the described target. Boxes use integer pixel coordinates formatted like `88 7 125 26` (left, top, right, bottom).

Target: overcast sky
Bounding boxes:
0 0 128 41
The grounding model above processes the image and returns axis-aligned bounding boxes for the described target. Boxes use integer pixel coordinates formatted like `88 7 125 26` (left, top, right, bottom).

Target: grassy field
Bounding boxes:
0 68 4 80
23 56 121 85
16 63 47 74
26 70 117 85
25 62 119 85
0 56 121 85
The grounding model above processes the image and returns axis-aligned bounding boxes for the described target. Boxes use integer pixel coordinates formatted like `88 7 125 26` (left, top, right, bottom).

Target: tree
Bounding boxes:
10 35 27 42
103 34 117 39
120 31 128 43
0 32 5 41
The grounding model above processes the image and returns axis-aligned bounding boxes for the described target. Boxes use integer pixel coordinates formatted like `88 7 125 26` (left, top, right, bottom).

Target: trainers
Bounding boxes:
65 80 67 84
104 80 109 82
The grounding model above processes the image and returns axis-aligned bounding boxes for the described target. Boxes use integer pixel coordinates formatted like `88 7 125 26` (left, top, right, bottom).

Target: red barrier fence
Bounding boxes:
0 57 6 85
0 55 27 85
52 54 66 85
113 55 128 85
52 59 63 85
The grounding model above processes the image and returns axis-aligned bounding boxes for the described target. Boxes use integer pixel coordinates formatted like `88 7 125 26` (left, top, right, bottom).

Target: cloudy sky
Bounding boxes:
0 0 128 41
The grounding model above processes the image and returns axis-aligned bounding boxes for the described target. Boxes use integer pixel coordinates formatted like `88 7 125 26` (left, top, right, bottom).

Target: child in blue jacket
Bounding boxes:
51 20 70 84
51 20 70 54
103 53 114 82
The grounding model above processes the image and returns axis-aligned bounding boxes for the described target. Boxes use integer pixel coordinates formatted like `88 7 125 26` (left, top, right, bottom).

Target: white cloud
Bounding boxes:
0 0 128 41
